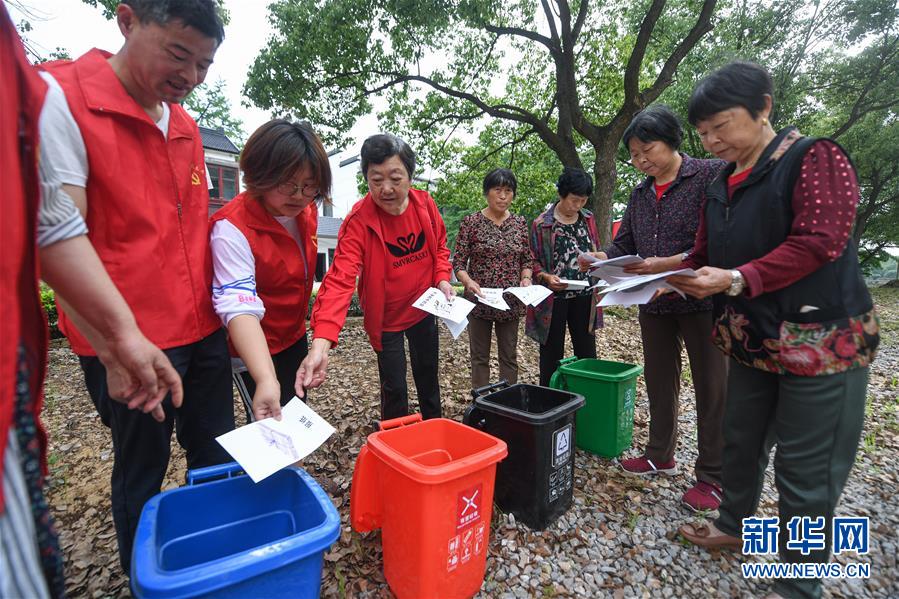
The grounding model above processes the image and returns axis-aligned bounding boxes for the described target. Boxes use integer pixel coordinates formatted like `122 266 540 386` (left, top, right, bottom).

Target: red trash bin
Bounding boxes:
351 414 508 598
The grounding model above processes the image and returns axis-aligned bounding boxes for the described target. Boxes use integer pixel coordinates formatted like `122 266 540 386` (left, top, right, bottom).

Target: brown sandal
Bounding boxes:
678 522 741 550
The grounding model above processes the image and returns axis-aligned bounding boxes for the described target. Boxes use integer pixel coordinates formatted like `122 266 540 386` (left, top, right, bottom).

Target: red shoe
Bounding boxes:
682 481 723 512
619 455 678 476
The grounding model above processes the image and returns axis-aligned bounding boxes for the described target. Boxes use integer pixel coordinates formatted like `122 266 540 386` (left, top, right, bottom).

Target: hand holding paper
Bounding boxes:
216 398 336 483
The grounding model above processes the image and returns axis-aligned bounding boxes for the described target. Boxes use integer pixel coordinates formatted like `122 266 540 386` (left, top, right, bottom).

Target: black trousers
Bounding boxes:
238 335 309 419
80 328 234 573
538 294 597 386
376 314 442 420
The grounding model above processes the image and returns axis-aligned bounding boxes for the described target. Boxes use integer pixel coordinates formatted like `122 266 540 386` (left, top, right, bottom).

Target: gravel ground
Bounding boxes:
42 288 899 598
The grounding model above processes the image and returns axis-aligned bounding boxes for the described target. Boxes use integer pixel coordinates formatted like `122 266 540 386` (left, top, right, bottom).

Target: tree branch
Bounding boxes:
621 0 667 104
540 0 561 44
484 24 559 57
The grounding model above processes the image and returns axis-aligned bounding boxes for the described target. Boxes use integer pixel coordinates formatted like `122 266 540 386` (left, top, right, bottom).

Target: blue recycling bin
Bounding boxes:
131 462 340 598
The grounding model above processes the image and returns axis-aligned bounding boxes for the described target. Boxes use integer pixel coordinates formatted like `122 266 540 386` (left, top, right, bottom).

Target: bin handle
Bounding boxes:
558 356 578 367
470 379 509 399
186 462 245 486
548 369 565 390
378 413 422 431
462 404 487 429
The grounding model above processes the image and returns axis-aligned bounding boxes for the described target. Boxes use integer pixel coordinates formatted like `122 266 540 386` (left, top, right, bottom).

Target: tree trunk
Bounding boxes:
592 141 619 247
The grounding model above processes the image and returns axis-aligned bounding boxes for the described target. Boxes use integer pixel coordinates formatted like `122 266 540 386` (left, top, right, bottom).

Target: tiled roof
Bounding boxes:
318 216 343 238
199 126 240 154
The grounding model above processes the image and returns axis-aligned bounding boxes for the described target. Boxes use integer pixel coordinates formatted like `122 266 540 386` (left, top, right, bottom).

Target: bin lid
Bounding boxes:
365 418 507 485
557 358 643 382
472 384 585 425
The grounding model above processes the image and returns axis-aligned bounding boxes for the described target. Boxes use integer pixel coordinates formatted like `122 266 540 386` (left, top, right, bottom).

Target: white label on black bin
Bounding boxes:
552 423 572 469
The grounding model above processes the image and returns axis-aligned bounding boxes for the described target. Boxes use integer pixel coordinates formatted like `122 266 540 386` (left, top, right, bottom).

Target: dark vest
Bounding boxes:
704 127 879 375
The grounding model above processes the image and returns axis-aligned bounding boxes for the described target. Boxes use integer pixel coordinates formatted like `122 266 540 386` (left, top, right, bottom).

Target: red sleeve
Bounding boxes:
737 140 858 298
682 198 709 270
432 203 453 284
309 217 364 346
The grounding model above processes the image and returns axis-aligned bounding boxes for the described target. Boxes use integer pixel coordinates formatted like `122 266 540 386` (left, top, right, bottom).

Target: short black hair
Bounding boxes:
622 105 683 150
360 134 416 179
556 167 593 198
482 168 517 196
240 119 332 201
688 61 773 126
124 0 225 45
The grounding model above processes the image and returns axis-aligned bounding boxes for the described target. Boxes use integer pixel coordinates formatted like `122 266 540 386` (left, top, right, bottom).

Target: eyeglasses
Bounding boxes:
276 182 321 198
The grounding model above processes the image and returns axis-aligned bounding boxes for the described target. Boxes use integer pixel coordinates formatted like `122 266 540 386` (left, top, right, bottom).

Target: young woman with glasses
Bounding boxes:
210 119 331 420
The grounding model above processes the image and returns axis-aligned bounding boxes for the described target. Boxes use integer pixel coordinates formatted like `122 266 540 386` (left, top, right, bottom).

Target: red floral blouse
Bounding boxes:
452 211 531 321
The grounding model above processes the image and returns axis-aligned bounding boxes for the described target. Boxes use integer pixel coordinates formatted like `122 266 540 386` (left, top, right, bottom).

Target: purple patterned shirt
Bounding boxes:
605 154 725 315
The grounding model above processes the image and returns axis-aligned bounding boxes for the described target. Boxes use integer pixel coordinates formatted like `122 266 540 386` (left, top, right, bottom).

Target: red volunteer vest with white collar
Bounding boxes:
41 49 220 355
210 192 317 354
1 4 50 509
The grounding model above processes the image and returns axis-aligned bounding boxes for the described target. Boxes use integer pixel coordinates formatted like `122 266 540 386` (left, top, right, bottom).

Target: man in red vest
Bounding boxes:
37 0 235 573
2 4 187 595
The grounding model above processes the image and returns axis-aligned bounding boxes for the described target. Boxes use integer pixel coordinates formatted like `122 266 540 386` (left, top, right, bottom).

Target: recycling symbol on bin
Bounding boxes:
552 424 572 468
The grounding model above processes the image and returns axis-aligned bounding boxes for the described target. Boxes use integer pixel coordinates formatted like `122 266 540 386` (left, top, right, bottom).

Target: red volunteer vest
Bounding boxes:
41 49 220 355
1 5 51 510
211 193 318 354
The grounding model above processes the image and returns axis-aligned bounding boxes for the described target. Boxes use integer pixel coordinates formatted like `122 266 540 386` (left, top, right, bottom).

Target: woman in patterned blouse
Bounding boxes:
453 169 532 388
528 167 603 386
582 105 728 514
671 62 879 599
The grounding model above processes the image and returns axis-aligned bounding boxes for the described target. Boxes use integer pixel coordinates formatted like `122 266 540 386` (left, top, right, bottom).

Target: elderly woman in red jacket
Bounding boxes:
210 119 330 421
297 134 454 420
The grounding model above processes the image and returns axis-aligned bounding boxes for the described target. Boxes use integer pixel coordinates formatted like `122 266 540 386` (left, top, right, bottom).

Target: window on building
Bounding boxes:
323 201 333 217
207 163 239 202
328 248 335 269
315 253 327 281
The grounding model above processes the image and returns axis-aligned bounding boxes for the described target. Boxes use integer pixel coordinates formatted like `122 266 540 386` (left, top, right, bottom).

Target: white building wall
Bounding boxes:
324 150 363 219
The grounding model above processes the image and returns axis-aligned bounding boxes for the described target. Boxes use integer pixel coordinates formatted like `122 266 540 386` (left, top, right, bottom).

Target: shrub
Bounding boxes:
40 283 62 339
307 289 363 319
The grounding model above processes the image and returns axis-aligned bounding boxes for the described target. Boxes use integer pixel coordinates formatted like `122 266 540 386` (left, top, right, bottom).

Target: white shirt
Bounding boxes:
210 216 305 326
38 72 171 188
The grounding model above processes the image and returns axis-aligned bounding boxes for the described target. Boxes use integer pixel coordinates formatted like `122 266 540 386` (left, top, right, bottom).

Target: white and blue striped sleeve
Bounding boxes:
210 219 266 326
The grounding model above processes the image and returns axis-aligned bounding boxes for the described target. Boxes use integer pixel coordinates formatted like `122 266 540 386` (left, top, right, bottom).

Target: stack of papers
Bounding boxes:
579 253 698 307
216 399 336 483
598 269 697 306
412 288 477 339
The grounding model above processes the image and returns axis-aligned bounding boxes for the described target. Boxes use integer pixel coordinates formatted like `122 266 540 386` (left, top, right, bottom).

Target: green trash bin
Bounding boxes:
548 357 643 458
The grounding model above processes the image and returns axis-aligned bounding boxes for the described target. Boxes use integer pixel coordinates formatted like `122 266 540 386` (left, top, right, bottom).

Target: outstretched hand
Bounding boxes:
296 339 331 398
101 331 182 422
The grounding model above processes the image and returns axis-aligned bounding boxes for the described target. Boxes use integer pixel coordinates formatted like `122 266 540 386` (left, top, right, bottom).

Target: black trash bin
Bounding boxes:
463 381 585 530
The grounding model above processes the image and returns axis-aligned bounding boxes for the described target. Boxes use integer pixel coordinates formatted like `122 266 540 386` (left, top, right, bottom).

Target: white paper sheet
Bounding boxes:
441 316 469 339
505 284 553 307
412 287 476 323
587 254 646 284
216 398 336 483
559 279 590 291
597 268 695 306
476 288 510 311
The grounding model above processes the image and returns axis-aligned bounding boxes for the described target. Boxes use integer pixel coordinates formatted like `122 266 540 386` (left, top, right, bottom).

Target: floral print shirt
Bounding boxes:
552 218 593 298
453 211 531 321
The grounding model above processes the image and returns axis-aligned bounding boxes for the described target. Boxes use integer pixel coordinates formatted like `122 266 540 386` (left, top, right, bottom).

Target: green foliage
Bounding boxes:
245 0 719 242
307 289 363 319
184 79 246 145
40 283 61 339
